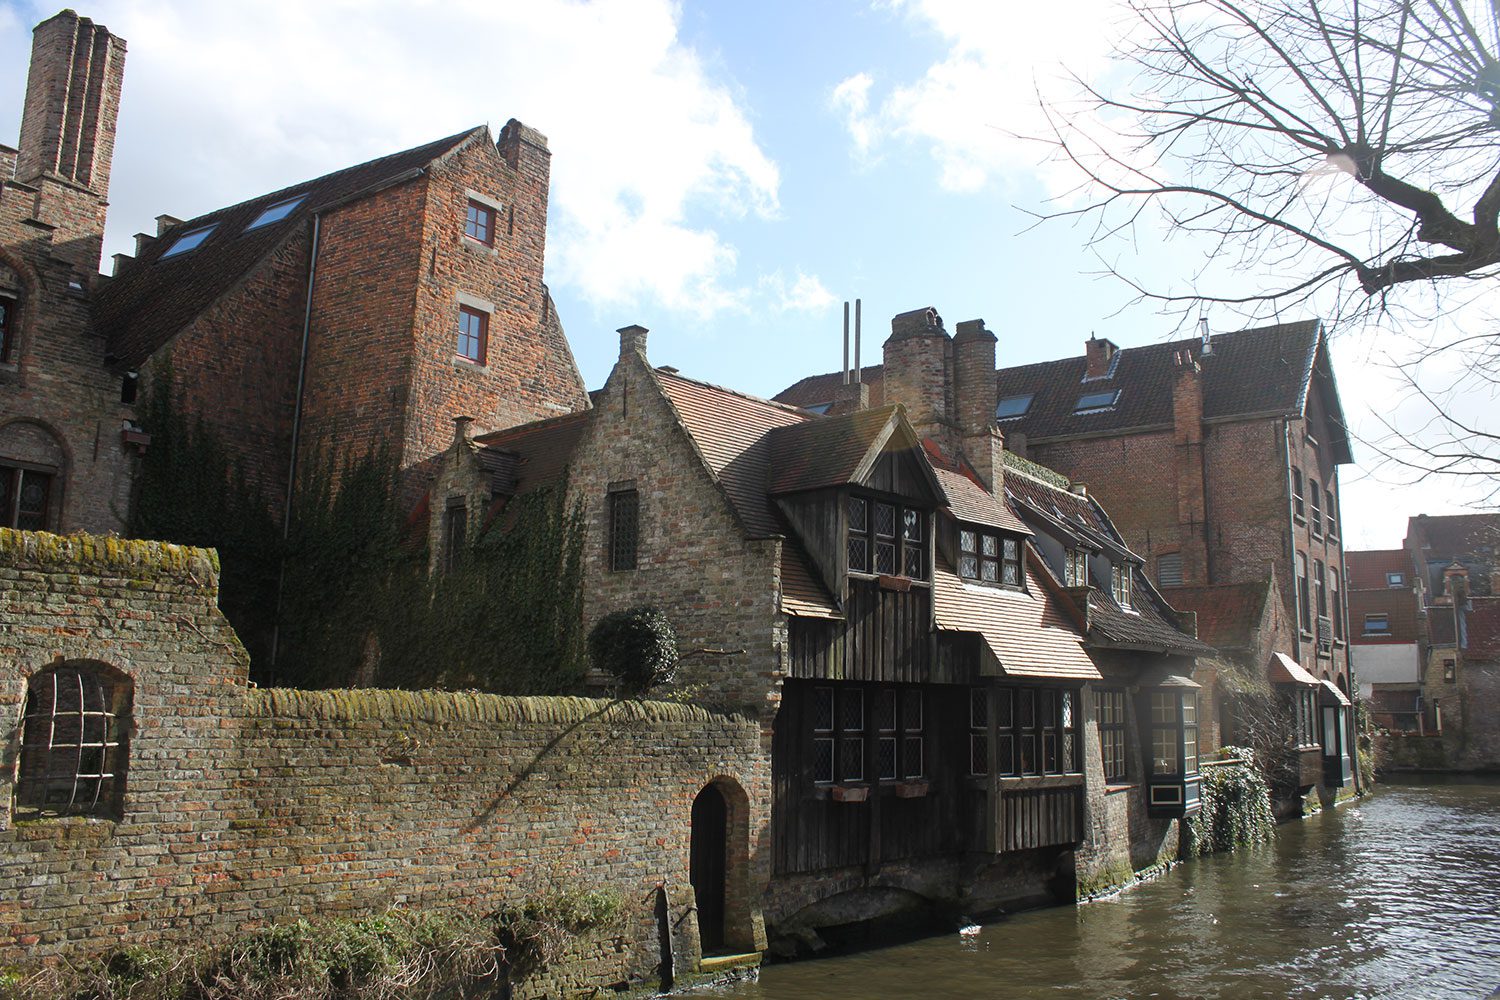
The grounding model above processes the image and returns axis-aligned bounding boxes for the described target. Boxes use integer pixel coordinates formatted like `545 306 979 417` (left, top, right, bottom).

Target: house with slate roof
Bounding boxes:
1 10 588 537
426 310 1208 956
779 318 1359 803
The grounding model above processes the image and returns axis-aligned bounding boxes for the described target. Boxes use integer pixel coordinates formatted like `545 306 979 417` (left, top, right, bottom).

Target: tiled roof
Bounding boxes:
474 409 589 498
930 464 1031 537
773 321 1331 441
1159 582 1269 651
933 555 1100 680
1466 597 1500 659
1346 549 1414 590
95 129 483 368
1269 652 1320 686
1406 513 1500 558
654 368 812 538
780 542 840 619
765 406 903 495
1004 466 1108 536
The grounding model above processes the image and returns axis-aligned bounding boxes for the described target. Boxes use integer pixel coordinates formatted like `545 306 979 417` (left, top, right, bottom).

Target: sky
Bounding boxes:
0 0 1489 549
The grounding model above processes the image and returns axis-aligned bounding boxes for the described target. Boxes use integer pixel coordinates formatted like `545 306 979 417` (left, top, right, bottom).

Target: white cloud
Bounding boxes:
836 0 1121 193
0 0 780 320
759 270 838 314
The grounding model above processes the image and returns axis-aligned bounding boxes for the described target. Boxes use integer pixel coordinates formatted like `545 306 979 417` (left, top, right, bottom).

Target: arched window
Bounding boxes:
14 662 132 820
0 419 66 531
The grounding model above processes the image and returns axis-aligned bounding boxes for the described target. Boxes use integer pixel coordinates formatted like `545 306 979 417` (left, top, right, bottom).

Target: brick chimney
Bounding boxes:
882 307 952 442
497 119 551 316
619 324 648 360
1445 561 1470 604
14 10 126 272
1172 349 1209 586
16 11 126 196
1085 333 1119 379
954 318 1002 491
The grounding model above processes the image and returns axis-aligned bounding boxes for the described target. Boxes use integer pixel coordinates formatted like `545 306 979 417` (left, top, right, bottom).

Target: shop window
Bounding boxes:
15 663 132 820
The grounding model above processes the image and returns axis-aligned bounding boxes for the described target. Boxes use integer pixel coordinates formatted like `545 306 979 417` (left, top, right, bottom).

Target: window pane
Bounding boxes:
878 737 898 780
970 733 989 776
902 508 921 541
1151 692 1175 725
840 688 864 732
903 691 922 731
904 736 924 778
904 543 924 579
970 688 989 728
996 689 1014 729
877 688 897 731
1020 735 1037 774
848 536 869 573
960 529 977 553
875 541 896 575
1040 690 1057 729
959 554 979 579
982 534 998 557
840 737 864 782
1019 688 1036 729
875 503 896 538
814 687 834 731
1042 732 1058 773
848 496 868 531
1152 728 1176 775
1002 561 1019 586
1183 727 1199 775
981 559 999 583
998 733 1015 775
814 738 834 782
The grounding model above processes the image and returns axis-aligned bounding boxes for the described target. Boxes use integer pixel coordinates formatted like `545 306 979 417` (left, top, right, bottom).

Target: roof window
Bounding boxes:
159 224 217 259
995 394 1033 420
247 196 305 231
1074 389 1119 413
804 402 832 415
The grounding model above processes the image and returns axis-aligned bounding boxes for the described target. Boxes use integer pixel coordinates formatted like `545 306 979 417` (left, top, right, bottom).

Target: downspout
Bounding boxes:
1280 418 1302 667
268 212 323 680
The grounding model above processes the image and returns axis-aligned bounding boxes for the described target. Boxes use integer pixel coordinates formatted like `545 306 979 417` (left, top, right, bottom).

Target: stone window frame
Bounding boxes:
14 661 133 822
455 293 494 367
607 482 639 572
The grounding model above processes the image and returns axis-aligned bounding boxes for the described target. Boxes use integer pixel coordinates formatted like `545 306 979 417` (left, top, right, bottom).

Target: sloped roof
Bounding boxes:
654 368 812 538
780 541 841 619
774 322 1337 447
1467 597 1500 659
1269 652 1320 686
765 405 904 494
933 555 1100 680
1407 513 1500 558
96 128 483 368
474 409 589 498
1346 549 1414 590
930 464 1031 536
1160 582 1270 651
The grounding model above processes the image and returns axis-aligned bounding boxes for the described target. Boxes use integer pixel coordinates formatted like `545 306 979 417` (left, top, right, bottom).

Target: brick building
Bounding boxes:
1347 548 1423 723
778 320 1358 800
2 8 588 537
1 10 136 534
428 308 1208 954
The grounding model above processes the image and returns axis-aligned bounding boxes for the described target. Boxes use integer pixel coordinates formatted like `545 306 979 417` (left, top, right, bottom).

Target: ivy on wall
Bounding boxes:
131 372 586 693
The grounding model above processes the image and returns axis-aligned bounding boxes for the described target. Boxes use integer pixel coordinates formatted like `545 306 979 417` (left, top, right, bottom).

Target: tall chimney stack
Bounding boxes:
16 10 126 198
954 318 1002 490
882 306 952 443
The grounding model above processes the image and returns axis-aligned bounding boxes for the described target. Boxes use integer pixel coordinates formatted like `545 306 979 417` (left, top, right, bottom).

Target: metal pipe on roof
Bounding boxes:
843 301 850 385
855 297 862 384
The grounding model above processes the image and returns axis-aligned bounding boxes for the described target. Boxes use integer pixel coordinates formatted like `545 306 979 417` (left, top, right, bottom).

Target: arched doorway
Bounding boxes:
690 783 728 954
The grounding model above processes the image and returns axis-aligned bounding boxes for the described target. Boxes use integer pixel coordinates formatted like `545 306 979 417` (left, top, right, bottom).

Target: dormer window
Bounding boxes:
848 496 926 580
159 224 216 259
1111 564 1133 608
995 394 1033 420
959 528 1021 588
1074 389 1119 414
247 196 304 231
1064 549 1087 587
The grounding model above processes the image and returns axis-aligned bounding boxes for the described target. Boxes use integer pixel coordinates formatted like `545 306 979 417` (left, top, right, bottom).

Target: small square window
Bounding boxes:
247 196 304 231
465 199 496 245
1386 572 1405 588
457 305 488 364
160 224 217 259
1363 613 1390 635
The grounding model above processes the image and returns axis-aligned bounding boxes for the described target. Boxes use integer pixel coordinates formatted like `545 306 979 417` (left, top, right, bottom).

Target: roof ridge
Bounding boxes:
655 367 817 419
156 127 484 235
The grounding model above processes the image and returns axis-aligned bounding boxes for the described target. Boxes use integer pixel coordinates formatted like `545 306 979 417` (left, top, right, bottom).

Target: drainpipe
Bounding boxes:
1280 418 1302 667
268 212 323 679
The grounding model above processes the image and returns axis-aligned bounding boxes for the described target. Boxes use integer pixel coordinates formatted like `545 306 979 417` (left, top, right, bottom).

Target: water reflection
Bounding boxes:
729 778 1500 999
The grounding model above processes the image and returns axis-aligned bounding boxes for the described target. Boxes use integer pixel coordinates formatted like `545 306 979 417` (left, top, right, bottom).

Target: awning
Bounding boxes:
1319 678 1352 706
1268 652 1319 687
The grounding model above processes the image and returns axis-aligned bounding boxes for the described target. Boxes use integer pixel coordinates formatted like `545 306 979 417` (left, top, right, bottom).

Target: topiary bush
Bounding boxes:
588 607 678 696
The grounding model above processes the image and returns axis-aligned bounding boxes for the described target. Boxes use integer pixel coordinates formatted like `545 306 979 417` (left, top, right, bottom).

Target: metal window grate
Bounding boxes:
608 489 639 571
15 666 130 819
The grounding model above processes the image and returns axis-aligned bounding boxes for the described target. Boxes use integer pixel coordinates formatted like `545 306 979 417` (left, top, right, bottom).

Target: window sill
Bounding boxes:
1103 781 1137 794
848 571 931 590
461 236 499 257
1293 514 1306 526
453 357 488 373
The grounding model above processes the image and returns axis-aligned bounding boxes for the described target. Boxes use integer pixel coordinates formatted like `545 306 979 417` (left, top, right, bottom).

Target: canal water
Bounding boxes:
728 777 1500 999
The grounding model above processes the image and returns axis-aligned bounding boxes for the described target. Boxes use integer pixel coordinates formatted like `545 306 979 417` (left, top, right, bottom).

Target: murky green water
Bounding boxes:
728 778 1500 999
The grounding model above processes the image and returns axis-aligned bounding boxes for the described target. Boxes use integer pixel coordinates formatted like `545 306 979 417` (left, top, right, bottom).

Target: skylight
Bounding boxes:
159 224 217 259
247 196 305 231
1074 389 1120 413
804 402 832 415
995 394 1033 419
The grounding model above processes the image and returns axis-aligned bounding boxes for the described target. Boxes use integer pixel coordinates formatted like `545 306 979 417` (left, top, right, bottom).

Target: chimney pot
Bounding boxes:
453 415 475 445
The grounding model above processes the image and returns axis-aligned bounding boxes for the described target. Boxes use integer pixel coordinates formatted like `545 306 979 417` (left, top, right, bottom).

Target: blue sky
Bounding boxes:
0 0 1487 547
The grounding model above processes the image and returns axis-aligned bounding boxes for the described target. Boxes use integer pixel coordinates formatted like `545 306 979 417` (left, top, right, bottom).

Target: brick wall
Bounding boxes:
0 528 766 995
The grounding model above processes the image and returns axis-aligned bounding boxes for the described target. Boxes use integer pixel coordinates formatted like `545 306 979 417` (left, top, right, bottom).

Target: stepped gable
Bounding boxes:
96 129 483 368
653 367 812 539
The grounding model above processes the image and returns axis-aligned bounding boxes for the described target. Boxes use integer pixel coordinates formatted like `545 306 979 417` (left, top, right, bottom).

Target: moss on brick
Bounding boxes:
0 527 219 582
248 688 731 726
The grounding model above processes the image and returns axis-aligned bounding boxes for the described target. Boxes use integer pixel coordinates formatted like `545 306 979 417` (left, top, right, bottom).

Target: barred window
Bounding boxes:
15 664 132 820
608 487 638 571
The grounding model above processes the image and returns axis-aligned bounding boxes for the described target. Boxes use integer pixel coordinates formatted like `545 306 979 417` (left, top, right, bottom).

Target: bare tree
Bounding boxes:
1038 0 1500 318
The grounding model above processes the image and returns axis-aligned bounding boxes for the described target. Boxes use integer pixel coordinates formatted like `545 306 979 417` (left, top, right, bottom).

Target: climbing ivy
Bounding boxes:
1182 746 1277 858
131 371 587 693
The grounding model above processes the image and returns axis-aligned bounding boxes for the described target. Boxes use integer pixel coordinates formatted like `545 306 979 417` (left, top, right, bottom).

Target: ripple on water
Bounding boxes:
727 779 1500 1000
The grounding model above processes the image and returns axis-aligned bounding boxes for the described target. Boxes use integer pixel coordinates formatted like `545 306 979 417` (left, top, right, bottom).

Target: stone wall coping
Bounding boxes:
0 527 219 582
249 687 744 726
